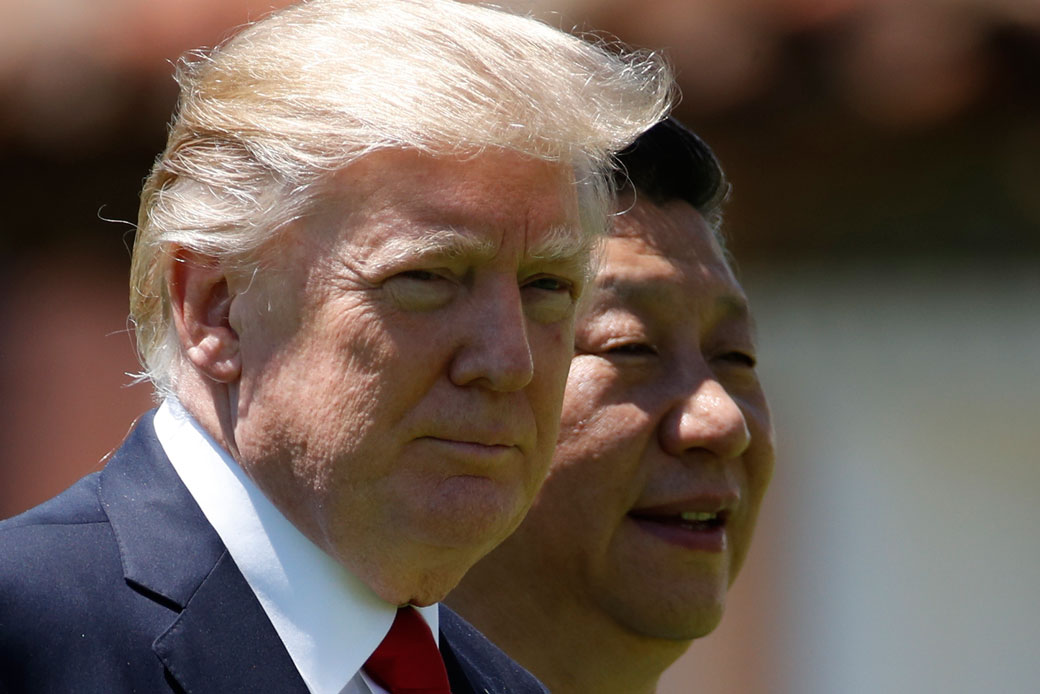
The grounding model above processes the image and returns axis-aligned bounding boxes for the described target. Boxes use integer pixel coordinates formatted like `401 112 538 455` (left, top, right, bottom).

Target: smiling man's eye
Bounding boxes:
605 342 656 356
717 351 756 368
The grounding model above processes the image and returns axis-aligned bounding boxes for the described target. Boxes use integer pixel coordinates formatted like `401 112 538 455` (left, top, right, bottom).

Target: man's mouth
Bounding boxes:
627 509 730 551
630 510 727 530
424 436 516 451
418 436 521 467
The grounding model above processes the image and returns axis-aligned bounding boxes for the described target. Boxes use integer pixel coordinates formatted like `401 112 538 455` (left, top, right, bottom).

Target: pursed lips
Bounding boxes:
414 415 526 448
422 434 519 448
418 436 523 463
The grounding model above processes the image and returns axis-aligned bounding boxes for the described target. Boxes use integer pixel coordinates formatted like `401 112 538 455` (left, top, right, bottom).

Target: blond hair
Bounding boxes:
130 0 673 394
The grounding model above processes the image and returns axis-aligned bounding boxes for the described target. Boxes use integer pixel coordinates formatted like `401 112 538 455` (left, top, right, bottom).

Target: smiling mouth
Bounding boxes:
627 510 730 552
630 510 727 531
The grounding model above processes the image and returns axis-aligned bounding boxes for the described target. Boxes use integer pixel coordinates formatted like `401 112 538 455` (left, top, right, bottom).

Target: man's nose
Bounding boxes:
448 282 534 392
658 376 751 460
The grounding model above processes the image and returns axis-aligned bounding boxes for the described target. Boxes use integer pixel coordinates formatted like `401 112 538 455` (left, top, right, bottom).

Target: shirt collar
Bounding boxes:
154 399 439 694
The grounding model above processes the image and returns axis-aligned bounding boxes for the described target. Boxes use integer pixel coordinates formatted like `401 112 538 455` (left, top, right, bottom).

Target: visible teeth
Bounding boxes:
680 511 717 522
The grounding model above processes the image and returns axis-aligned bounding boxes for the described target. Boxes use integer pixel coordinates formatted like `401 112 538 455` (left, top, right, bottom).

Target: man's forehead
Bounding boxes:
365 223 589 264
312 149 588 264
326 148 578 214
597 272 749 316
592 242 750 323
611 194 721 253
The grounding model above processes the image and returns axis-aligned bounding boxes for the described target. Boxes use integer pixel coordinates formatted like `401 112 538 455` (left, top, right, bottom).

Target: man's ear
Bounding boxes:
167 248 242 383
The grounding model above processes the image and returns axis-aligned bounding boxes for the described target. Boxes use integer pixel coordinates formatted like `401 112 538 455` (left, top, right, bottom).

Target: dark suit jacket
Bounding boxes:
0 413 546 694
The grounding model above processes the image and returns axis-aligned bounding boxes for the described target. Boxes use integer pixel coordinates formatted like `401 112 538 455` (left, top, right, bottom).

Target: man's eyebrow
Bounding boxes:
600 276 752 320
368 224 589 275
715 293 752 322
528 225 593 264
371 228 497 268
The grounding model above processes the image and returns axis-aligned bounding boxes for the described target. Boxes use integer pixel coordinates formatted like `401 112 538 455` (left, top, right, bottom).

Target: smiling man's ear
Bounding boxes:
168 248 242 383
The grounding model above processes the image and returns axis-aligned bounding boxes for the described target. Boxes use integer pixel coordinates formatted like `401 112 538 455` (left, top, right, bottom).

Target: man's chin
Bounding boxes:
361 556 479 607
345 534 513 607
624 602 727 643
337 495 532 605
409 486 532 555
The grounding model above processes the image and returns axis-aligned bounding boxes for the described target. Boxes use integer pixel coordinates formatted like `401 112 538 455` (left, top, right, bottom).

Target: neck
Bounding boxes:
446 555 689 694
172 373 240 459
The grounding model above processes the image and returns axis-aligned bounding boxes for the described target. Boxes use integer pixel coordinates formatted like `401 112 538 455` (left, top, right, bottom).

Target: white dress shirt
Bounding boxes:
153 399 440 694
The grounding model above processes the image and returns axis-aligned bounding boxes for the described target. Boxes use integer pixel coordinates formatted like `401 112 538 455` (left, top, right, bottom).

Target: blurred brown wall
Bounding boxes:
1 2 1038 693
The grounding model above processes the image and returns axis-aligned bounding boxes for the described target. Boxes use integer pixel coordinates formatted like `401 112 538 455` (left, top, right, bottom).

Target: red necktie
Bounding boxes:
363 606 452 694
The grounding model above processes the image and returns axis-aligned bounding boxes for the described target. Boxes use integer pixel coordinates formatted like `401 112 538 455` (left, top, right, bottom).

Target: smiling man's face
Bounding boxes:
456 194 775 641
226 148 588 606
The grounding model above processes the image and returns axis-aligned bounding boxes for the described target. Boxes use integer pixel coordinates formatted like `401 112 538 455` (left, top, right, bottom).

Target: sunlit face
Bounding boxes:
490 195 774 639
226 149 587 605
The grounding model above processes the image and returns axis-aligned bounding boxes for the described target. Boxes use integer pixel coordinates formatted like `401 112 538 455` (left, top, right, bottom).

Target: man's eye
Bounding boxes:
717 351 756 368
399 269 441 282
383 270 454 311
522 275 577 324
604 342 656 356
524 275 573 293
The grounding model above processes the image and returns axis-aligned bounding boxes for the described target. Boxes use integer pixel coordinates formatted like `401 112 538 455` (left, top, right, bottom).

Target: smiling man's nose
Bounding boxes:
449 285 534 392
658 378 751 460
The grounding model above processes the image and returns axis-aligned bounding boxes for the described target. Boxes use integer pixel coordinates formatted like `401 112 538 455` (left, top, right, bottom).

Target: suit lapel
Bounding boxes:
442 636 478 694
99 413 224 606
440 605 549 694
152 551 309 694
99 413 307 693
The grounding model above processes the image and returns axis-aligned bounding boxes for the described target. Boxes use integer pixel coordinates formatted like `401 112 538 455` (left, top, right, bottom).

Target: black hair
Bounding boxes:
613 117 727 214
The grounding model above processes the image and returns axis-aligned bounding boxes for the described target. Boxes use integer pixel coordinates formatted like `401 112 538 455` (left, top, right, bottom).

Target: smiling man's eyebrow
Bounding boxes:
595 275 751 322
715 294 751 321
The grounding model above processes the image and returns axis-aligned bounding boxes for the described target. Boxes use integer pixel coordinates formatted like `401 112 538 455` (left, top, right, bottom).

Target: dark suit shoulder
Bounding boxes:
0 471 105 529
0 472 120 623
0 471 118 608
0 420 183 693
440 604 549 694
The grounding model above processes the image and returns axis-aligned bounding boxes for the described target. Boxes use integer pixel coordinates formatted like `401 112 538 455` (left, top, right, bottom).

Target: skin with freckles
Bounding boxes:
169 148 588 607
447 194 775 694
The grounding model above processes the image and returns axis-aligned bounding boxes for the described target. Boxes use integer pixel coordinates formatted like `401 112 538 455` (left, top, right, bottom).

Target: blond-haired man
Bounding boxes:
0 2 671 692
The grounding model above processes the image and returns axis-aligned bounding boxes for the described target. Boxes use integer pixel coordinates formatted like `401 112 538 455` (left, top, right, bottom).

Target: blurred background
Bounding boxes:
1 1 1037 692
